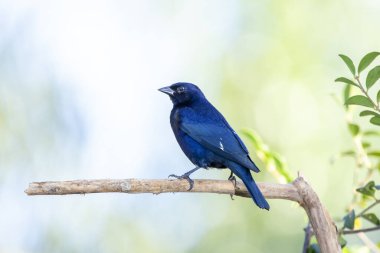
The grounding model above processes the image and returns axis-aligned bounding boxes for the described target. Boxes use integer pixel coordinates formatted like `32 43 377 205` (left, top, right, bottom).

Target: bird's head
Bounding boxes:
158 82 205 105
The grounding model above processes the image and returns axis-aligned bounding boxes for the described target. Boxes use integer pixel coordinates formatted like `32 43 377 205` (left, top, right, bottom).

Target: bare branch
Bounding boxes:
25 178 302 201
293 177 341 253
25 177 341 253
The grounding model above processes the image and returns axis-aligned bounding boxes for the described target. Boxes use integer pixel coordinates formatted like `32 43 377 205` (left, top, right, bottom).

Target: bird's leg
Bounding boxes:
168 166 202 191
228 171 237 200
228 171 237 187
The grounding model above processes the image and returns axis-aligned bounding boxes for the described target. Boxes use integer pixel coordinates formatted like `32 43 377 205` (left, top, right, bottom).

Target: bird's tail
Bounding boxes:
227 161 270 210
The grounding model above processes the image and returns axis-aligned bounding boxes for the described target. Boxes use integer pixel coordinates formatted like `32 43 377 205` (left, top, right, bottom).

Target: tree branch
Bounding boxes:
302 223 312 253
25 178 301 201
25 177 341 253
292 177 341 253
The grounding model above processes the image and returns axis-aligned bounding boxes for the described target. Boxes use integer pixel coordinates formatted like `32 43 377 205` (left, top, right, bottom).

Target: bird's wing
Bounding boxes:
180 121 260 172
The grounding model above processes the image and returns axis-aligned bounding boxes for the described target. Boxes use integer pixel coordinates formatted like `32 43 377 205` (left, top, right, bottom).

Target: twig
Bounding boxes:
25 177 341 253
356 200 380 218
302 223 312 253
343 226 380 235
355 76 380 111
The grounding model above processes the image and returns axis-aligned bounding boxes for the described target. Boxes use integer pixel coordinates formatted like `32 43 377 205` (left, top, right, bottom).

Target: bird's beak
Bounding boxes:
158 86 175 96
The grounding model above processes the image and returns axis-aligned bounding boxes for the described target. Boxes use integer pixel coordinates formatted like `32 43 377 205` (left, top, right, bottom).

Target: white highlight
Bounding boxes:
219 141 224 151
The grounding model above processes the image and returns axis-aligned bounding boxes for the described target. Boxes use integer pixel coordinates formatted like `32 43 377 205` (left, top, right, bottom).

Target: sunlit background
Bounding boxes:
1 1 380 252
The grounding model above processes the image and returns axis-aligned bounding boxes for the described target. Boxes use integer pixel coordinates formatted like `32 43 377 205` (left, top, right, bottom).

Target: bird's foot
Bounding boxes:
168 173 194 191
228 174 237 187
168 166 202 191
228 172 237 200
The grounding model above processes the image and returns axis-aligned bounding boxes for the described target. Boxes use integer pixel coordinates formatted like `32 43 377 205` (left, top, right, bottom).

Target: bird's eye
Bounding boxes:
177 87 185 93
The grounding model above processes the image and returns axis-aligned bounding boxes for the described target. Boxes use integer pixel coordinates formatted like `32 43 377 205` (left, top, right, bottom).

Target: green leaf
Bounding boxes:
362 142 371 148
335 77 359 87
366 66 380 90
348 123 360 136
362 213 380 225
370 116 380 126
339 54 356 76
343 85 351 110
377 90 380 103
356 181 376 197
343 209 356 230
363 130 380 136
368 151 380 157
358 52 380 73
241 128 264 151
307 244 321 253
345 95 374 108
360 110 380 117
341 150 355 156
271 153 293 182
338 235 347 248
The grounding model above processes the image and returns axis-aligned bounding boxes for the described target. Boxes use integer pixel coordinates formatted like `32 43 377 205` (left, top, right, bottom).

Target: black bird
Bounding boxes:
159 82 269 210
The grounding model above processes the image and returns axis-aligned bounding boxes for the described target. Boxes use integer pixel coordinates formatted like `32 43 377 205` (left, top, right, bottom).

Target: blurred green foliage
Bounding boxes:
241 128 293 183
230 50 380 251
329 52 380 251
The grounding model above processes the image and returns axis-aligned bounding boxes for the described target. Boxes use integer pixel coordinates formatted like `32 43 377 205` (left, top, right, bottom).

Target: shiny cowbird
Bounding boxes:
159 82 269 210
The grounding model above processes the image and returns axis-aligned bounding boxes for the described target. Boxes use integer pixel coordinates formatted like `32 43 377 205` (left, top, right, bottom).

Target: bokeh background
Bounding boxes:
1 1 380 252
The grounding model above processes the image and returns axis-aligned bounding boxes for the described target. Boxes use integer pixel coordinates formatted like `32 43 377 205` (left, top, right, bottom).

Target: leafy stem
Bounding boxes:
355 76 380 111
336 52 380 250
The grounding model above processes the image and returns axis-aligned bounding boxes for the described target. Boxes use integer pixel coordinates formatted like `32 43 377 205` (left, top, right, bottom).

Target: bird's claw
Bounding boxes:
168 174 179 179
228 175 237 188
228 173 237 200
168 174 194 191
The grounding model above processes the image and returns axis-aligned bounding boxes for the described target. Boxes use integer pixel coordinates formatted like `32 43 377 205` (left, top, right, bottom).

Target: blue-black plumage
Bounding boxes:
159 82 269 210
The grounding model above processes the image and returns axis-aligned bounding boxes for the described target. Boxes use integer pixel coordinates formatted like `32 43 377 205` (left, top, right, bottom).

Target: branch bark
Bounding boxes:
25 177 341 253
